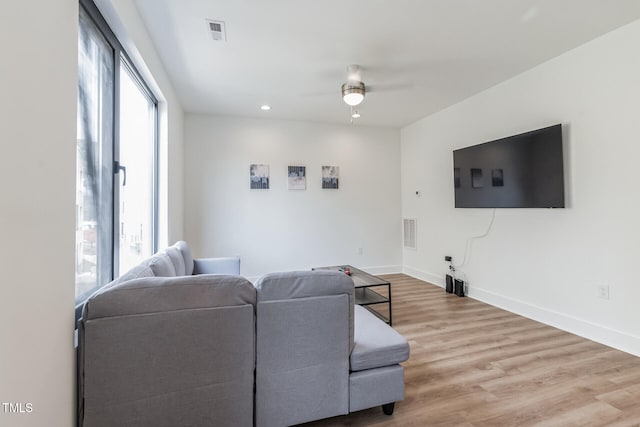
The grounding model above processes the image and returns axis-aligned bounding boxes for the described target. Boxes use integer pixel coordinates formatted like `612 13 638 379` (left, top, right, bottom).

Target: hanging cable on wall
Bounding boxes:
453 208 497 270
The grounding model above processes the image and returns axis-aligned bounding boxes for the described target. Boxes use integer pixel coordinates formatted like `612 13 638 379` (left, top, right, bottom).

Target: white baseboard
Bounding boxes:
253 264 640 356
402 266 445 288
361 264 403 275
468 285 640 357
400 268 640 357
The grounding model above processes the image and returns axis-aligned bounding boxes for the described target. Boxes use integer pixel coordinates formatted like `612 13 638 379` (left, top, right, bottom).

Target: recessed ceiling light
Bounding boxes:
351 111 361 118
521 7 538 22
260 105 271 111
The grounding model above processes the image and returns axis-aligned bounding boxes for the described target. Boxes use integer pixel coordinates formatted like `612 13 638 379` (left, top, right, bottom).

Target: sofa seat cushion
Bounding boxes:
350 305 410 372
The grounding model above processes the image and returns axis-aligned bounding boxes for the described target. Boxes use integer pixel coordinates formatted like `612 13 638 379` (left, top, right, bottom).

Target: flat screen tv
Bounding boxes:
453 124 565 208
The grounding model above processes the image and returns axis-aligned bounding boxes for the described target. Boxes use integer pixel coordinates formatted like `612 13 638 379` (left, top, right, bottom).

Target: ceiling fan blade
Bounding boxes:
299 90 337 97
367 83 414 93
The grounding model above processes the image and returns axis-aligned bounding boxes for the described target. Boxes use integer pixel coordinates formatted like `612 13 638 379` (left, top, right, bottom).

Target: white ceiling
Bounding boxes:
133 0 640 128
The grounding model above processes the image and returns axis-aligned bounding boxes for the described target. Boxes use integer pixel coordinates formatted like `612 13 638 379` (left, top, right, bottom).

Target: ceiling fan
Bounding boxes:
336 64 412 122
340 64 367 122
341 64 366 107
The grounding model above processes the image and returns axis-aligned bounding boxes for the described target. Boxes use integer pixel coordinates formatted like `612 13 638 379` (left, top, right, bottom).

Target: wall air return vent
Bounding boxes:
403 218 417 250
206 19 227 42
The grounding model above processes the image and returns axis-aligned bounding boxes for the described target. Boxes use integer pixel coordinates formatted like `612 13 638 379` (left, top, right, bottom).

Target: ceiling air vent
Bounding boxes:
206 19 227 42
403 218 417 250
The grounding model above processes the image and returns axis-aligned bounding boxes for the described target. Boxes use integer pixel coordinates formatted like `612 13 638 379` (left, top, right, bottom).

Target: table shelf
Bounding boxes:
313 265 392 325
355 287 388 305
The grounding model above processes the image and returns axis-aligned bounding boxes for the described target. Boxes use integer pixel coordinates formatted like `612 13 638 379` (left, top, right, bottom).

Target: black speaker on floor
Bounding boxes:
454 279 465 297
445 274 454 293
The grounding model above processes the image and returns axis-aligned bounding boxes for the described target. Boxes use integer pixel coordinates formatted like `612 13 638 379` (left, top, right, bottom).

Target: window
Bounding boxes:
117 60 158 273
76 4 114 302
75 0 158 312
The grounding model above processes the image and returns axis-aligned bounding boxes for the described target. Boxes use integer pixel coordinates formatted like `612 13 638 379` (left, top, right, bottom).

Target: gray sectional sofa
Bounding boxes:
78 241 410 427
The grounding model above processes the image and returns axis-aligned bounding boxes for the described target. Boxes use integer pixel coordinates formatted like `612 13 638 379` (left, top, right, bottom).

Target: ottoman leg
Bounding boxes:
382 402 395 415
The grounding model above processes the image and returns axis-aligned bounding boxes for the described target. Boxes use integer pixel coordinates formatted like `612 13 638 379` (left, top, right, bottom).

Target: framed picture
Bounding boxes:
288 165 306 190
322 166 339 189
471 168 483 189
492 169 504 187
250 164 269 189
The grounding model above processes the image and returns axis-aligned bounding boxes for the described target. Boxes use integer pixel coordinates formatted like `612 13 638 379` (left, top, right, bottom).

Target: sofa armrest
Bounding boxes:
193 256 240 275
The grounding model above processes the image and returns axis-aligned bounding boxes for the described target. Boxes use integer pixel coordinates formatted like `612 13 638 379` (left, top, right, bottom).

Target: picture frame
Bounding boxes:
288 165 306 190
322 166 339 189
250 164 270 189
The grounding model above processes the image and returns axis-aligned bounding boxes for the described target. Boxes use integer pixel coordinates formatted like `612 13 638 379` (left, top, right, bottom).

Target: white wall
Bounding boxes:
185 115 402 278
0 1 77 425
401 19 640 355
0 1 184 425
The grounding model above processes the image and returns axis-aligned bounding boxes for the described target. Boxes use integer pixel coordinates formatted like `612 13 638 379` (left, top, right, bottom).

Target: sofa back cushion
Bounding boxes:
116 262 154 283
255 270 353 301
78 275 256 427
146 253 176 277
255 270 355 349
83 274 256 320
165 245 186 276
253 270 354 427
174 240 194 275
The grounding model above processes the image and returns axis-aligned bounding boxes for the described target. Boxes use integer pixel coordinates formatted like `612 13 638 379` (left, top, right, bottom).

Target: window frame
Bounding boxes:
75 0 159 324
115 55 159 276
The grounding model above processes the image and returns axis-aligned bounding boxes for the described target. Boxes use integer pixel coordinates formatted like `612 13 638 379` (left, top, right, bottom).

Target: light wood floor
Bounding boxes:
303 274 640 427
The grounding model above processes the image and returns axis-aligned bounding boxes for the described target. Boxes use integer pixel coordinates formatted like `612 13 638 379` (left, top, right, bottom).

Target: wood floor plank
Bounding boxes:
301 274 640 426
597 383 640 410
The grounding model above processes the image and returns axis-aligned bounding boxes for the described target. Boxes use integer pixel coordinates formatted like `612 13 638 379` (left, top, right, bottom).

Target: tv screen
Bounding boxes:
453 124 565 208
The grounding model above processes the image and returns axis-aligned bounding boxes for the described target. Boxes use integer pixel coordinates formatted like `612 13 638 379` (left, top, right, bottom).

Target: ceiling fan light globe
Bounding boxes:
343 93 364 106
342 82 365 106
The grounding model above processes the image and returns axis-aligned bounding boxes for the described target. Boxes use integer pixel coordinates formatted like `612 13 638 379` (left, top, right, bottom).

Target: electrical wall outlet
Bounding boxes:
597 284 610 300
357 247 363 255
